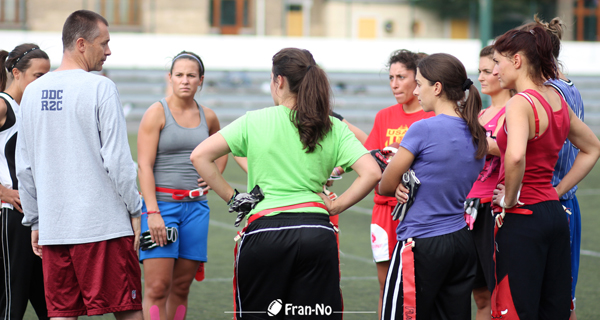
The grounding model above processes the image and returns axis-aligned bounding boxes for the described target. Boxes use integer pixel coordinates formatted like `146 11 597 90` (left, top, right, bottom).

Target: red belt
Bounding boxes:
234 202 329 242
480 196 492 204
492 206 532 237
248 202 328 224
155 186 208 200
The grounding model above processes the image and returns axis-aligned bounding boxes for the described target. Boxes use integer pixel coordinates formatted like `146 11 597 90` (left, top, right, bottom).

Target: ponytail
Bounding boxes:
494 26 557 85
272 48 332 153
531 27 557 81
0 50 8 92
463 84 487 159
517 15 564 69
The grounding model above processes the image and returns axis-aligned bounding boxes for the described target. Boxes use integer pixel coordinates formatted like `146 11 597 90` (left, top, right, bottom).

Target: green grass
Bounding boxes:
24 134 600 319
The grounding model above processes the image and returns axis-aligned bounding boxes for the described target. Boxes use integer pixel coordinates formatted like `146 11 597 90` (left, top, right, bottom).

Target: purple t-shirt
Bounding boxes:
397 114 484 241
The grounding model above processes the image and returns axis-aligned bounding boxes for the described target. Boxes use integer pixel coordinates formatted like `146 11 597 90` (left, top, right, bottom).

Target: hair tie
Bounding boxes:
172 53 204 73
9 47 37 72
462 78 473 91
306 65 312 71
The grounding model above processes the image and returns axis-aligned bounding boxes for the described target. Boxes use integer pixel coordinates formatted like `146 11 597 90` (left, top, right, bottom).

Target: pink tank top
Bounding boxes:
467 107 506 199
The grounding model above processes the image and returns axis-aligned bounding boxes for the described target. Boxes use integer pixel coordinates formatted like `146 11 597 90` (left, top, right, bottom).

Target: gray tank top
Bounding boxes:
154 98 209 202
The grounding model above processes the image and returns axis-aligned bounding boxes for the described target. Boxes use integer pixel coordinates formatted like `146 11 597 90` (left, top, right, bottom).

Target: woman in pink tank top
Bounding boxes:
489 27 600 320
467 45 514 320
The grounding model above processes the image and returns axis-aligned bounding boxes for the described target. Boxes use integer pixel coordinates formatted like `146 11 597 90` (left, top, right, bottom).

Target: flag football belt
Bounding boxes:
155 186 208 200
480 197 492 204
491 206 532 319
391 169 420 221
232 201 330 317
140 227 179 251
463 197 492 230
234 202 330 242
402 238 416 320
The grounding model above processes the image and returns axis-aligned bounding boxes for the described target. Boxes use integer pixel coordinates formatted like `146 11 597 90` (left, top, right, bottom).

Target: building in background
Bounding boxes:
0 0 598 40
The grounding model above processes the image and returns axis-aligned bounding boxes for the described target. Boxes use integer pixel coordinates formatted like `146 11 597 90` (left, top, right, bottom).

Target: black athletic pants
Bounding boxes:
234 212 342 319
381 227 477 320
494 201 571 320
472 201 495 291
0 208 48 320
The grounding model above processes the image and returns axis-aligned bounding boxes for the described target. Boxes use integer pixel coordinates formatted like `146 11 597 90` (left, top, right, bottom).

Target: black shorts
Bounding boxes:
381 227 477 320
472 201 494 291
494 200 571 320
234 212 342 319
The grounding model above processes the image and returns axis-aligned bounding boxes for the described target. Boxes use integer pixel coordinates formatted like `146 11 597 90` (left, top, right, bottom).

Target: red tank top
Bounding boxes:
496 89 570 205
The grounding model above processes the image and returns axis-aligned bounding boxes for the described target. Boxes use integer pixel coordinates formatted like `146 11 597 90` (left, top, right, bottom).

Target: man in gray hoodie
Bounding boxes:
17 10 142 320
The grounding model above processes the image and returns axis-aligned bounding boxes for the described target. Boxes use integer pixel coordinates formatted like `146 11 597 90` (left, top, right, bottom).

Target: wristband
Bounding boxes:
499 190 523 209
499 196 515 209
333 167 343 176
227 189 240 206
499 196 506 208
145 210 161 215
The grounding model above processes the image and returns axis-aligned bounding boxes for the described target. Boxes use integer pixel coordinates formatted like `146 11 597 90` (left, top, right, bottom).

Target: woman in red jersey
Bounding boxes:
363 49 434 318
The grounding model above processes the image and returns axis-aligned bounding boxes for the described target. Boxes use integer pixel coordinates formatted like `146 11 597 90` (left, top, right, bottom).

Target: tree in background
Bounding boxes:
412 0 558 38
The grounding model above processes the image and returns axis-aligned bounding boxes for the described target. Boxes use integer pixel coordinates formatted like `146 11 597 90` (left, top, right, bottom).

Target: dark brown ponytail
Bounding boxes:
517 15 564 60
0 50 8 92
494 26 557 85
272 48 332 153
463 83 487 159
418 53 487 159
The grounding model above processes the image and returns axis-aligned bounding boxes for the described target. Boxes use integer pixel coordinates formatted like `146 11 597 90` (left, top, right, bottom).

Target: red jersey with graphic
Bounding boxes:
365 104 435 205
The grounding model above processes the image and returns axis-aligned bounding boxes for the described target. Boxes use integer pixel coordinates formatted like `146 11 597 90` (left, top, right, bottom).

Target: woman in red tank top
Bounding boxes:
489 27 600 320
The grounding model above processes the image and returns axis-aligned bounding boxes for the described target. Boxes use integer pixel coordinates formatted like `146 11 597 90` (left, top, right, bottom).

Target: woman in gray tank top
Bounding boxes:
137 51 227 320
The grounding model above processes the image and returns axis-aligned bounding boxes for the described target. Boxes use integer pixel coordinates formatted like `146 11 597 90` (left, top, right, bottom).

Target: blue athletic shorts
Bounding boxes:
139 200 209 262
561 196 581 302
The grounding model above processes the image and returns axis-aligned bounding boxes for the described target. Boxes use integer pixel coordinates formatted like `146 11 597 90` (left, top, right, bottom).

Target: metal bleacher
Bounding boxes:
107 69 600 134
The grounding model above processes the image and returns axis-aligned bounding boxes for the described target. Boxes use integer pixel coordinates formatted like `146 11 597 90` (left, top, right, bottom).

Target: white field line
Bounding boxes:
574 188 600 196
581 249 600 258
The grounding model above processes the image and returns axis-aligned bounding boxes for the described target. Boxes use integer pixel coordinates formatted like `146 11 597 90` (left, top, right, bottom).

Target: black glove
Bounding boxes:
370 149 389 172
391 169 421 221
140 226 179 251
228 185 265 227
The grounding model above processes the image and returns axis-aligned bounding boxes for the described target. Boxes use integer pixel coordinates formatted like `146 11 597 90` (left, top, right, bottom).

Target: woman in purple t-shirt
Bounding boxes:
379 53 487 320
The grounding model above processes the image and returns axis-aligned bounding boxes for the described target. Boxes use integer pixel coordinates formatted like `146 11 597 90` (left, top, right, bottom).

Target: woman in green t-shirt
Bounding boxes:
191 48 380 319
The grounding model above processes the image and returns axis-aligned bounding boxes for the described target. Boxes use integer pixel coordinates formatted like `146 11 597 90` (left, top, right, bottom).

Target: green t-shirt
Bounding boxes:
220 105 368 216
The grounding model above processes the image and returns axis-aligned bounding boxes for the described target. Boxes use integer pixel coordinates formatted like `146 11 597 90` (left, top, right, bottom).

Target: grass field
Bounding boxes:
24 134 600 319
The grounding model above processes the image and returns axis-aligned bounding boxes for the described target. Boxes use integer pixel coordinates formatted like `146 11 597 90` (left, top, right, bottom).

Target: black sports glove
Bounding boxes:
140 226 179 251
391 169 421 221
228 185 265 227
370 149 389 172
